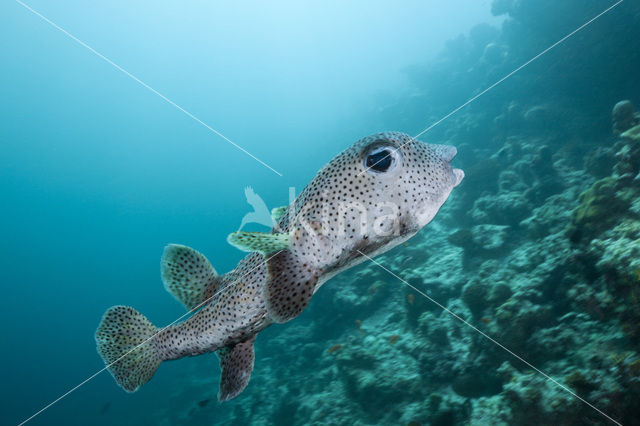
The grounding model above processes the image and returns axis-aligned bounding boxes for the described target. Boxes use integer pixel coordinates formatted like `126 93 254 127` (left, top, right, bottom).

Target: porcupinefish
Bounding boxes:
95 131 464 401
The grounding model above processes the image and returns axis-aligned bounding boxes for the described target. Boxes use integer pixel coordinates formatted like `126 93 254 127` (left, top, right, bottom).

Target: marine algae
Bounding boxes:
566 177 629 243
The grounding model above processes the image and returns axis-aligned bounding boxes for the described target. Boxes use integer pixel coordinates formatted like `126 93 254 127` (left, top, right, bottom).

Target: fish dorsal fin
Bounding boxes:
161 244 219 310
264 249 321 323
227 231 290 255
271 206 288 224
217 335 257 401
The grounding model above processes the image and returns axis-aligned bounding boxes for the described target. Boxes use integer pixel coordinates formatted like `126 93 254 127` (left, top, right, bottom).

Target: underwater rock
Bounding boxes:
327 274 396 329
471 224 510 251
500 369 581 425
422 279 456 306
498 170 527 193
494 298 553 351
347 364 422 414
461 279 490 318
612 100 639 135
532 145 554 171
525 314 586 361
335 340 423 417
452 371 502 398
590 218 640 276
470 192 531 225
584 146 617 178
565 176 630 243
451 354 504 399
447 224 509 260
489 282 513 306
612 135 640 179
529 145 559 184
564 370 598 394
502 314 635 423
520 187 581 238
404 278 453 327
399 393 470 426
621 123 640 142
469 395 512 425
566 283 614 321
587 219 640 339
417 311 450 347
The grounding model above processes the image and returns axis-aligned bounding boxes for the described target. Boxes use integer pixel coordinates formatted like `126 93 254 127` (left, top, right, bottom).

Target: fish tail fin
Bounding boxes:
95 305 162 392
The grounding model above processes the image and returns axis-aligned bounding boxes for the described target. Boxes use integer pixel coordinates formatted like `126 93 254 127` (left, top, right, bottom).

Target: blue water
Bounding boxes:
2 1 638 425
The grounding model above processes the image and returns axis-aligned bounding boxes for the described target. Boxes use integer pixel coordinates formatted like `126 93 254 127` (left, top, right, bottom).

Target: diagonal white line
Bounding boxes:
357 250 622 426
17 251 280 426
14 0 283 177
361 0 624 175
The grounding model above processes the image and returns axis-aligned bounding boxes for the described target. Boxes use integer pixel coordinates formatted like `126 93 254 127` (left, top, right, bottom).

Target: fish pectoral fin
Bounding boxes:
161 244 220 310
227 231 291 255
265 250 320 323
270 205 288 224
217 335 257 402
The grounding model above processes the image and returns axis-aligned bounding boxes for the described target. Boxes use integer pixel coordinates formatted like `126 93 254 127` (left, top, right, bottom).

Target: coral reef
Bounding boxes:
565 176 630 243
621 124 640 142
612 100 640 135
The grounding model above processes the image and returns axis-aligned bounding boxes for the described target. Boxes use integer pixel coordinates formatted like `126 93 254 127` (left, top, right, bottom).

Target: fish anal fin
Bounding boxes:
227 231 290 255
161 244 219 310
265 250 320 323
217 335 257 401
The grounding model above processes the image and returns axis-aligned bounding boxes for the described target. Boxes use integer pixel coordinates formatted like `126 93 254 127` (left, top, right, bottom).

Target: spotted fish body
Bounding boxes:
95 131 464 401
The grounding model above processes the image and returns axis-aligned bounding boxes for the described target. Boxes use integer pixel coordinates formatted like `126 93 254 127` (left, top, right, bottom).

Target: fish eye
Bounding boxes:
363 145 399 173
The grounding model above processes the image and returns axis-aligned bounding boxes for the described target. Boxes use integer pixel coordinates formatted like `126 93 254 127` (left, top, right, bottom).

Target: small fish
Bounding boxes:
327 344 343 354
481 316 491 324
407 293 415 305
389 334 400 345
95 132 464 401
